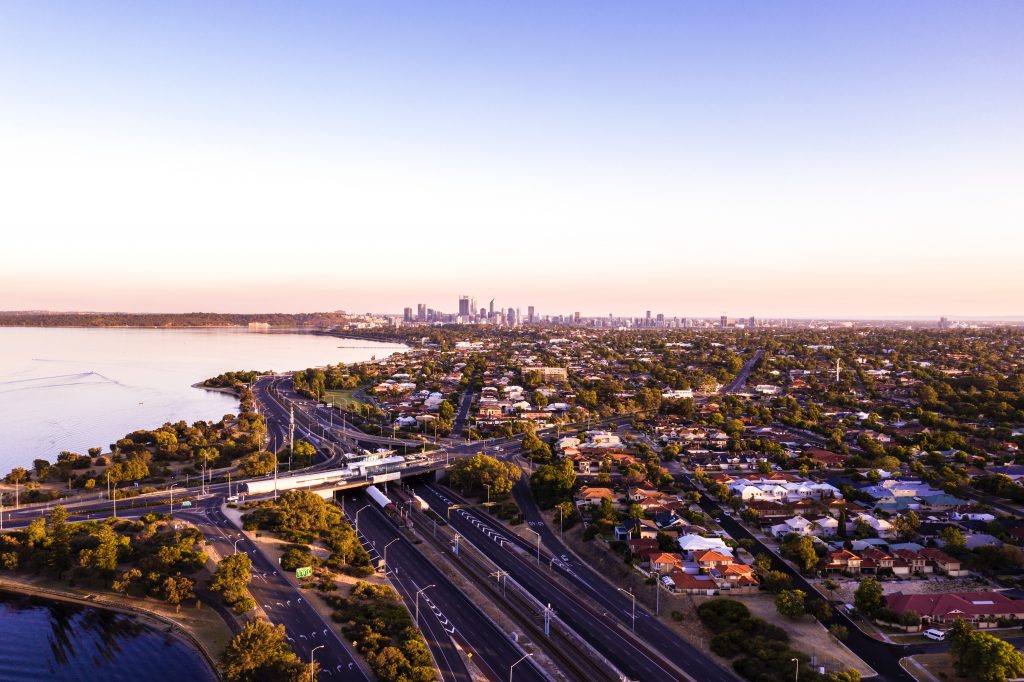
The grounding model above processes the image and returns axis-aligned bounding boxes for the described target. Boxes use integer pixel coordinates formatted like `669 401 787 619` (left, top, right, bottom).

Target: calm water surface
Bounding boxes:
0 327 405 472
0 592 217 682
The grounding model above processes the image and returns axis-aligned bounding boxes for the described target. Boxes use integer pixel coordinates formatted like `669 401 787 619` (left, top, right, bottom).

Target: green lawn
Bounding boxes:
324 388 368 412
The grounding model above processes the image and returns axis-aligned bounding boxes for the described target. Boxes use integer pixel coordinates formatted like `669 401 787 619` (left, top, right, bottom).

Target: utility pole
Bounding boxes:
490 570 508 598
289 405 295 457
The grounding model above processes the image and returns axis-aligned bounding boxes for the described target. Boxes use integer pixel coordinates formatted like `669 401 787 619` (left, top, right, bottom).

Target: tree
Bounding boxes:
890 511 921 542
220 620 307 682
781 534 819 573
241 451 276 477
829 624 850 642
45 506 73 577
824 579 839 600
808 598 833 622
949 617 1024 682
775 589 806 619
291 440 316 467
160 574 195 611
5 467 28 485
854 577 884 617
761 570 792 593
438 400 455 421
940 526 967 553
210 553 254 612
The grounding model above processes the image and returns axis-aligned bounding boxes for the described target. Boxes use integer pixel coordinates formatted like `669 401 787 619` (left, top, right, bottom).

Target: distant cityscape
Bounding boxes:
387 297 969 331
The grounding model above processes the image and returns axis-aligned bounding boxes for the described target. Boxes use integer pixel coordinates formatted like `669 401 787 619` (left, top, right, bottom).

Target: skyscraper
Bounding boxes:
488 298 495 318
403 307 413 322
527 306 535 323
458 295 470 317
417 303 426 321
720 315 728 328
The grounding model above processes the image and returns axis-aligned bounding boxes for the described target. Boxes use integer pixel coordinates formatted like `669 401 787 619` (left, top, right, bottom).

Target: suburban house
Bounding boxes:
885 591 1024 625
578 487 616 505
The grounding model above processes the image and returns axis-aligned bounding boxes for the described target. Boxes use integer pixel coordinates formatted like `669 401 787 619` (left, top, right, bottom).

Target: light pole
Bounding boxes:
483 483 491 504
557 505 564 537
168 484 179 514
510 653 533 682
415 584 435 626
791 658 799 682
233 538 243 555
382 538 398 573
311 644 324 682
526 528 540 564
355 505 371 534
618 588 636 632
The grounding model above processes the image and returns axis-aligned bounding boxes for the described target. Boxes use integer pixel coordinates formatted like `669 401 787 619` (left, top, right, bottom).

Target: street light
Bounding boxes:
355 505 371 534
618 588 636 632
483 483 491 504
233 538 243 555
791 658 799 682
415 584 436 626
168 484 179 514
382 538 398 574
311 644 325 682
509 653 533 682
526 528 540 565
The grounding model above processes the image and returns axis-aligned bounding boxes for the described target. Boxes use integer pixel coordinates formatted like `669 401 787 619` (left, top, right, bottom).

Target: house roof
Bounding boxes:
886 591 1024 619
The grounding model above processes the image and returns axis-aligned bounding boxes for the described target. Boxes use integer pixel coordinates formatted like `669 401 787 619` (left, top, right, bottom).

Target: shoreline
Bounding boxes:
0 330 407 474
0 576 222 680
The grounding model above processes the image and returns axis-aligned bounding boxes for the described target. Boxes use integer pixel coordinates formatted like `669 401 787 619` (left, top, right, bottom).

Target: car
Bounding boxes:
180 501 192 508
714 517 722 523
226 495 239 503
923 629 946 641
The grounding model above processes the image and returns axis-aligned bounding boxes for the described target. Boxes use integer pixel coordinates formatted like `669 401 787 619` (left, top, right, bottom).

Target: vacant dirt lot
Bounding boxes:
735 592 876 676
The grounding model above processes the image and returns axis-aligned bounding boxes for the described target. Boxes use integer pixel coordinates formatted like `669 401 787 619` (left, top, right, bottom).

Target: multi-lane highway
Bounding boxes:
350 494 546 682
415 482 718 682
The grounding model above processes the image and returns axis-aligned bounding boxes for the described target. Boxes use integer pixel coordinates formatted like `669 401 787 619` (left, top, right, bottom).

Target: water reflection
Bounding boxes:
0 592 215 682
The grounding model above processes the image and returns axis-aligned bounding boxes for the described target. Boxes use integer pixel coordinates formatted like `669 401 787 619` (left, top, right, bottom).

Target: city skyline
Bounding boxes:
2 2 1022 317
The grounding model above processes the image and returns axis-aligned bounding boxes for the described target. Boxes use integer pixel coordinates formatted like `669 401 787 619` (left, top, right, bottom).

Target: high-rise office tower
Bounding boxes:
720 315 728 328
403 307 413 322
417 303 426 321
458 296 470 317
528 306 535 323
488 298 495 318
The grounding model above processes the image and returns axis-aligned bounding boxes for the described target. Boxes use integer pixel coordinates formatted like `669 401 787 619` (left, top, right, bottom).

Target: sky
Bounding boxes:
1 2 1022 319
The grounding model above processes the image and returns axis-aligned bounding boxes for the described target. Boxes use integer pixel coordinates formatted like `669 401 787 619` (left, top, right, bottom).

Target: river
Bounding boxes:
0 591 217 681
0 326 406 474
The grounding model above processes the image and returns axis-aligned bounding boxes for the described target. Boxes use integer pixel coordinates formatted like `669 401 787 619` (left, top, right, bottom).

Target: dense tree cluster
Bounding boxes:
0 509 203 609
325 581 437 682
445 453 520 500
220 619 308 682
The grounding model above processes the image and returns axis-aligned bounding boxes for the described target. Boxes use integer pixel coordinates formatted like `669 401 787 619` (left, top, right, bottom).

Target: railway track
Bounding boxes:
386 487 621 682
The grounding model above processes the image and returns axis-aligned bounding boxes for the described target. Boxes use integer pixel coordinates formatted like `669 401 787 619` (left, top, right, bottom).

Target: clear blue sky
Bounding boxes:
1 2 1021 317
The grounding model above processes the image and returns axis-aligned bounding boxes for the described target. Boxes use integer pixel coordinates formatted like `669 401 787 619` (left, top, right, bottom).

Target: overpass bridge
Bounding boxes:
239 453 450 500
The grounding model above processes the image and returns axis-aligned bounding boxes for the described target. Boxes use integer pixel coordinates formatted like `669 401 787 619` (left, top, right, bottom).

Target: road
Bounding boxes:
679 476 927 682
352 494 545 682
415 482 718 682
721 349 764 394
180 503 368 681
451 389 477 437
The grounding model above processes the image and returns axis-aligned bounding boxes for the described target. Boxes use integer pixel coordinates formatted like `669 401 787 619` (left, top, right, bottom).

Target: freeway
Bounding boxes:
351 493 546 682
415 482 711 682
